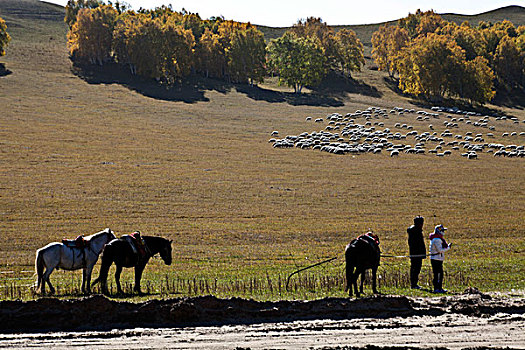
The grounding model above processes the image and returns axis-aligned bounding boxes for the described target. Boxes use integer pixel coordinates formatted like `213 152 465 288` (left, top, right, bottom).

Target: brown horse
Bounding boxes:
92 235 172 295
345 232 381 297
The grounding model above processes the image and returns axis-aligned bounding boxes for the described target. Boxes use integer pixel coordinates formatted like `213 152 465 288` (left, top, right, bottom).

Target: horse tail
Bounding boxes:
344 244 353 292
93 244 113 291
35 249 45 292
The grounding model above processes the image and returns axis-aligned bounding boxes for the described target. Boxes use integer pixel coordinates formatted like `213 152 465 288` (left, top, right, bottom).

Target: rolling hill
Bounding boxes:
0 0 523 300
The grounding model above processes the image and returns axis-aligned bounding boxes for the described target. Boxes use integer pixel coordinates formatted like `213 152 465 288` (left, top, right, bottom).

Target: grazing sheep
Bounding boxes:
390 150 399 157
468 153 478 159
306 117 312 121
271 131 279 136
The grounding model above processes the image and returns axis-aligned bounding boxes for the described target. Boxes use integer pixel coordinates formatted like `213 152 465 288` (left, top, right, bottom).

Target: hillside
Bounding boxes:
257 5 525 45
0 0 523 302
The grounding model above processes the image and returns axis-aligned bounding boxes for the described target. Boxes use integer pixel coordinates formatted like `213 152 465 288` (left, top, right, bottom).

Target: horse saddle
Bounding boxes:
123 232 147 259
62 235 86 249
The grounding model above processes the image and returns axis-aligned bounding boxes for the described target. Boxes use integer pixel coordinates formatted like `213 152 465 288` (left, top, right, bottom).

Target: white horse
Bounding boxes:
34 228 116 295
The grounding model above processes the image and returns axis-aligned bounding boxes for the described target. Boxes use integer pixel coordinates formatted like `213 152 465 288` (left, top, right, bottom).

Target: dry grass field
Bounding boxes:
0 0 524 300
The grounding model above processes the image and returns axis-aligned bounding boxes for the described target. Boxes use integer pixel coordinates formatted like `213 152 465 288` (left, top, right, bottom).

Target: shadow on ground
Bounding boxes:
0 63 12 77
313 71 382 98
72 63 346 106
384 76 525 114
236 84 344 107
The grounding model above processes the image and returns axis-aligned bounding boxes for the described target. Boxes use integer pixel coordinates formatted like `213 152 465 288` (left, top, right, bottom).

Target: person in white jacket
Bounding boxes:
429 224 452 293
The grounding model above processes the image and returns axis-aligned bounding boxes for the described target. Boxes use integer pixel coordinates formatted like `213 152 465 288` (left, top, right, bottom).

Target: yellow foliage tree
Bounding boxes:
396 33 465 98
195 28 225 78
334 28 365 76
371 24 408 77
67 6 118 65
0 16 11 57
493 35 522 88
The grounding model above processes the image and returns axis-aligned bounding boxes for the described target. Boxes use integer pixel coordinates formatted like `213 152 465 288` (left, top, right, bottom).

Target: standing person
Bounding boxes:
429 224 452 293
407 216 426 289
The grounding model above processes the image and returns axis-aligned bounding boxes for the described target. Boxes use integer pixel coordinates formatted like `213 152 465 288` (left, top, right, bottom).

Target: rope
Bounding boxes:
286 256 338 290
381 252 438 258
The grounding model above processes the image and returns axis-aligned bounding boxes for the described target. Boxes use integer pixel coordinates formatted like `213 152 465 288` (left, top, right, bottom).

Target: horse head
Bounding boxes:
103 228 117 243
159 238 172 265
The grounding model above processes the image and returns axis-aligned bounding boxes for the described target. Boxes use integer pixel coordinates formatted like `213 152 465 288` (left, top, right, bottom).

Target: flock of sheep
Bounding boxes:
269 106 525 159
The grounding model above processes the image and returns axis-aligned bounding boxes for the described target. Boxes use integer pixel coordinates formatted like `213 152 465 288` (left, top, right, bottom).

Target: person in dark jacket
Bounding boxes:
407 216 426 289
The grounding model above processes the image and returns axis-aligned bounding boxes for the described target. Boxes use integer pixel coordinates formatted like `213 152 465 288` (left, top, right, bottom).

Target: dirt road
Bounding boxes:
1 291 524 349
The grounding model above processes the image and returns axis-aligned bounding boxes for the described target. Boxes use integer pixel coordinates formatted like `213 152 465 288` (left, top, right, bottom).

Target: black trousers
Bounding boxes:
410 257 423 287
431 259 444 291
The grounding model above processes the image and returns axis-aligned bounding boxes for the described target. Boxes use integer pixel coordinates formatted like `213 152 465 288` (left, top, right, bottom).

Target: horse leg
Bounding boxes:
85 264 94 294
352 268 363 297
371 266 379 294
81 267 87 294
359 270 366 294
115 265 123 294
134 264 146 294
42 266 56 295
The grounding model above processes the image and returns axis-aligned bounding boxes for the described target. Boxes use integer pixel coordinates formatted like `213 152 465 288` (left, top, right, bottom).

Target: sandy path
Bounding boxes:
1 292 524 349
1 312 524 349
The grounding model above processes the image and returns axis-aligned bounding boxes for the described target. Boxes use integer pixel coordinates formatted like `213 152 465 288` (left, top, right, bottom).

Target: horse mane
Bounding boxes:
84 228 112 241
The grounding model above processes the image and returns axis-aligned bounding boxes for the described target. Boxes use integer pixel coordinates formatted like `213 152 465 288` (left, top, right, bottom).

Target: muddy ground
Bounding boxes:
1 289 524 349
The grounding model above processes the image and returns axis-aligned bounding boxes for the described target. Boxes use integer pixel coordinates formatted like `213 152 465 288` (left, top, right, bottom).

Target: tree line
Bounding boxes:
372 9 525 104
65 1 365 92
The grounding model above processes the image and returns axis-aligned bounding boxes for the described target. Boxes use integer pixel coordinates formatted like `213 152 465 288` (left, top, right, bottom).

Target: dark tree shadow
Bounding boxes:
72 62 236 103
73 62 346 106
409 95 510 117
491 86 525 110
0 63 12 77
236 83 344 107
383 76 404 95
312 70 382 98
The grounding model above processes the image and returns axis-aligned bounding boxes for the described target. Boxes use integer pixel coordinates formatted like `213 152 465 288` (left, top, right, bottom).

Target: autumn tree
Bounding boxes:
440 21 486 60
493 35 522 88
288 17 338 69
227 27 266 84
182 13 205 42
371 24 409 77
0 16 11 57
461 56 495 103
216 21 266 84
267 33 326 93
64 0 104 29
395 33 466 98
398 9 446 39
67 5 118 65
195 28 225 78
395 33 495 103
112 12 194 82
334 28 365 76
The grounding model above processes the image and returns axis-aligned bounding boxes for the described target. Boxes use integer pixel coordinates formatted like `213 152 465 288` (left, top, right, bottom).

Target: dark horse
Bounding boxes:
345 232 381 297
93 235 172 295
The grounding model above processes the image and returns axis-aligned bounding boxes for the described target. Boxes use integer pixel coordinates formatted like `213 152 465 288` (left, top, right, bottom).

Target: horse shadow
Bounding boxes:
0 63 12 77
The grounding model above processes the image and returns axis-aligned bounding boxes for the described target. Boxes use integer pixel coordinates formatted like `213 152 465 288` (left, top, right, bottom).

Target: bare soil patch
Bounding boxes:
1 291 524 349
1 291 523 333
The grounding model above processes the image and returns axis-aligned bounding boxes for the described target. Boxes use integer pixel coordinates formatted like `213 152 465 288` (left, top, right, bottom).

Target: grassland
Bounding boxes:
0 0 524 300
